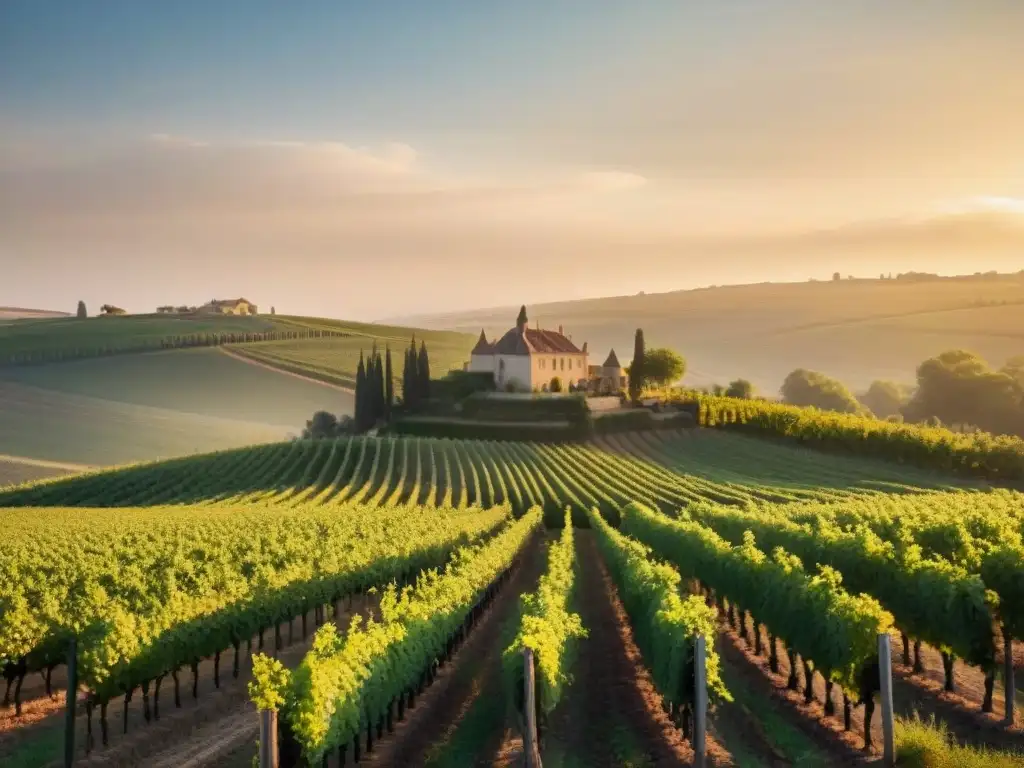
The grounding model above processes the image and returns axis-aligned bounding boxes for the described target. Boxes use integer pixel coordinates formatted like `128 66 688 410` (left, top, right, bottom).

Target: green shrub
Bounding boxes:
392 417 580 442
460 392 588 423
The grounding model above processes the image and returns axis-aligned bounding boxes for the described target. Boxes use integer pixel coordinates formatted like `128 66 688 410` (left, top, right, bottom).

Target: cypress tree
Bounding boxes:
629 328 645 403
404 336 418 410
355 351 367 432
366 347 377 425
417 340 431 402
384 346 394 421
76 300 87 319
401 346 411 407
373 349 385 424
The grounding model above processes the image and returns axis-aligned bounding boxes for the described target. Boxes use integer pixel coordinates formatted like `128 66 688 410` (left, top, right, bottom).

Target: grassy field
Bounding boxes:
225 327 476 389
0 458 78 487
399 274 1024 392
0 313 289 360
0 348 349 466
0 314 469 468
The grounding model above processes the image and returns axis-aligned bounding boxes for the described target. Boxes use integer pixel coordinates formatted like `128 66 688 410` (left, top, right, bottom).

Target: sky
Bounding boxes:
2 0 1024 320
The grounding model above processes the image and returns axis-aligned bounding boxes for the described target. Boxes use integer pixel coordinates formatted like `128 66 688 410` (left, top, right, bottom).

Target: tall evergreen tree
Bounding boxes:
76 300 87 319
355 351 367 432
417 340 431 402
402 345 412 407
516 304 528 330
404 336 418 410
373 349 385 424
370 346 382 423
384 346 394 421
629 328 645 403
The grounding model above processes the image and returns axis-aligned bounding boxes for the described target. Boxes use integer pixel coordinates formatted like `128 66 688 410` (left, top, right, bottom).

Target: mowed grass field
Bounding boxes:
0 313 288 359
0 348 350 467
0 458 81 487
226 331 476 389
401 275 1024 391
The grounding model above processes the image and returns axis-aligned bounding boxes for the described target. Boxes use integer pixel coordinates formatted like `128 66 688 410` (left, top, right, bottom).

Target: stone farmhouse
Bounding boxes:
197 298 258 316
467 306 589 392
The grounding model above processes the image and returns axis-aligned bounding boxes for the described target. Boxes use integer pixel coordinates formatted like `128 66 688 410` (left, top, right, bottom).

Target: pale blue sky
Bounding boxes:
2 1 1023 318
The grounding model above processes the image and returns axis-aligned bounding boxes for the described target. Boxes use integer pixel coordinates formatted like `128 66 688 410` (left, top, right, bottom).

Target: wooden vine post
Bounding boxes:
878 634 895 767
1005 625 1016 725
694 634 708 768
65 637 78 767
522 648 543 768
259 709 279 768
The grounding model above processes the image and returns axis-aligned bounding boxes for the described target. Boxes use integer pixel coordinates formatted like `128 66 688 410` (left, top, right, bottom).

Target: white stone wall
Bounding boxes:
470 351 589 391
493 354 533 390
468 354 493 374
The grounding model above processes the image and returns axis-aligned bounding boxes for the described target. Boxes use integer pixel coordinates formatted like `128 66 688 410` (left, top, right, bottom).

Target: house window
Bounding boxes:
560 358 565 371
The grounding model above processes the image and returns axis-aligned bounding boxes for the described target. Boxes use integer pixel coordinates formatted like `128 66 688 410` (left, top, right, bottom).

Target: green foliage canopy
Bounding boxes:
781 368 864 414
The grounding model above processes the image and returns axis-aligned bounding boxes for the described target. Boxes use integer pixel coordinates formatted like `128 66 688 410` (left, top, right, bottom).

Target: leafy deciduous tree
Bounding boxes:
725 378 754 399
781 369 864 414
640 348 685 388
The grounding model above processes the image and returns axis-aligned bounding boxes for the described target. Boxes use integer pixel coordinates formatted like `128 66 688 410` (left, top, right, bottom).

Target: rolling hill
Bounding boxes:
0 348 348 469
395 273 1024 393
0 306 70 320
0 314 474 474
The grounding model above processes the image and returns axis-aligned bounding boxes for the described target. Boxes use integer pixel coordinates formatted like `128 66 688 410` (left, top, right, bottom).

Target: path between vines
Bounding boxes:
535 530 730 768
357 531 548 767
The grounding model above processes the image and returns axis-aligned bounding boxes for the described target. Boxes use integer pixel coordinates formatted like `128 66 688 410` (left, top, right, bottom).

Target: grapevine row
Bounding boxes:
681 501 1004 703
251 507 543 764
1 503 508 715
587 506 728 737
621 502 894 742
504 510 586 724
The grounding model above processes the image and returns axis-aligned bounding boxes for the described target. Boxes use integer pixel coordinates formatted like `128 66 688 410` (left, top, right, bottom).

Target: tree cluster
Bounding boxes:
354 344 394 432
402 337 431 412
777 349 1024 439
901 350 1024 436
353 337 432 432
302 411 355 439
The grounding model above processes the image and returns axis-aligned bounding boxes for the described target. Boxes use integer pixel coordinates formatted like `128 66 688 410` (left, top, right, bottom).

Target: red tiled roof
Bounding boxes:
489 327 584 356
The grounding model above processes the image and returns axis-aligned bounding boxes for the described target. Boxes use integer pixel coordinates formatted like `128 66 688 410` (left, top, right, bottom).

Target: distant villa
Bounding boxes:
466 305 627 395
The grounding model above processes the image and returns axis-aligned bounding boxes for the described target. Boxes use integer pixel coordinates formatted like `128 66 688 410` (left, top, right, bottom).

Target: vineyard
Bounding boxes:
1 429 1023 767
